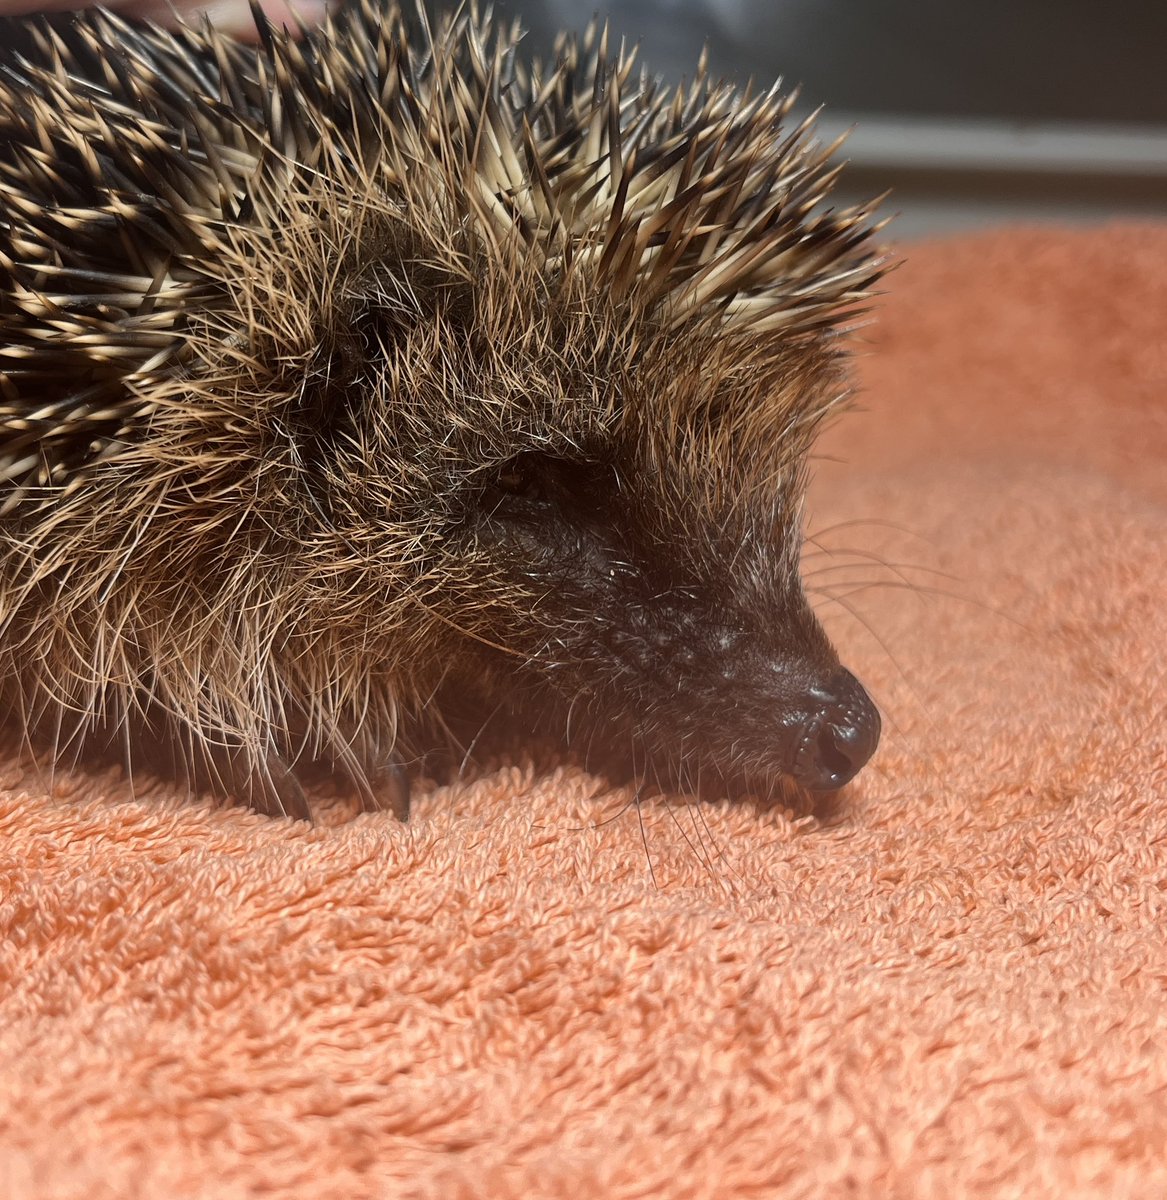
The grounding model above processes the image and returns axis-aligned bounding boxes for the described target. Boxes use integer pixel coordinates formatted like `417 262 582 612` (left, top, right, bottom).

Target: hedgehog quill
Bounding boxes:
0 1 885 820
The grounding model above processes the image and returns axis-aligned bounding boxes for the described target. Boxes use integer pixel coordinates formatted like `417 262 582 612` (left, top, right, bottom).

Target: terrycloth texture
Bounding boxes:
2 224 1165 1198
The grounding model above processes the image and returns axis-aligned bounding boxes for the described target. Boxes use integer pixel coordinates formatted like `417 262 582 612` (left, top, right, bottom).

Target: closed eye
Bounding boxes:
486 452 615 515
496 462 545 500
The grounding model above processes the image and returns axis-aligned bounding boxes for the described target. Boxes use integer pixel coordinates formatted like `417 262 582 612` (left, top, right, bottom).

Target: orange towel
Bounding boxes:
2 223 1165 1197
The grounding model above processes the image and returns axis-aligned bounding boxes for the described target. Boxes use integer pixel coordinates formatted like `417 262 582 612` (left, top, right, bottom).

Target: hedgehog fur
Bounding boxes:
0 0 886 820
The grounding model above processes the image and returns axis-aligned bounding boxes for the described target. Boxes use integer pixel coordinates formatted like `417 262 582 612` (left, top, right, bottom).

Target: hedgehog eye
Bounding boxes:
496 459 545 501
486 452 609 516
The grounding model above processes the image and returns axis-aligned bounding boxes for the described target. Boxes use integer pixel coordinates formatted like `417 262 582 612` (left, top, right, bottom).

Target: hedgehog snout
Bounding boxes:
590 591 881 791
787 667 881 790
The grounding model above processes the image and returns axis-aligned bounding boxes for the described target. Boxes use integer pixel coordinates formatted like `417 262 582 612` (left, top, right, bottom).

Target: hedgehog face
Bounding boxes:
459 362 880 795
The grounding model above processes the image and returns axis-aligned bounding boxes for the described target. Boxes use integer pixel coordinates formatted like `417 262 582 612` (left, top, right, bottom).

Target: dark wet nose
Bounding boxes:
791 668 881 790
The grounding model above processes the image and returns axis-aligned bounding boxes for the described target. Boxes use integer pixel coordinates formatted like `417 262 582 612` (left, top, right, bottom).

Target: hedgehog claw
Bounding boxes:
239 752 313 823
351 759 410 821
383 762 411 821
195 745 314 822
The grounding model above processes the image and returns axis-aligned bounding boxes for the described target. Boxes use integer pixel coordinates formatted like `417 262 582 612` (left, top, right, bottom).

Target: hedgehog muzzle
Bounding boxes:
786 667 881 791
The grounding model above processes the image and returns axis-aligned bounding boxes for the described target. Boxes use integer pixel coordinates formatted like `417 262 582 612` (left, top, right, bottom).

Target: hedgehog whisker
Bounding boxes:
805 516 943 550
808 575 1031 633
633 781 658 890
801 550 960 586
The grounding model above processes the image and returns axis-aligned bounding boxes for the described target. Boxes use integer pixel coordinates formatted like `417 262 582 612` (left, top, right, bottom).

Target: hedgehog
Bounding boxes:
0 0 885 821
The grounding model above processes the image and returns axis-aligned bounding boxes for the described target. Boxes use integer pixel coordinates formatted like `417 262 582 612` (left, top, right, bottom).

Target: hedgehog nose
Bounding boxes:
790 668 881 790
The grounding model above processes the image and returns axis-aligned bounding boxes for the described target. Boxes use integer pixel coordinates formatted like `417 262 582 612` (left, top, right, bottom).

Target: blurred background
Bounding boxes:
490 0 1167 239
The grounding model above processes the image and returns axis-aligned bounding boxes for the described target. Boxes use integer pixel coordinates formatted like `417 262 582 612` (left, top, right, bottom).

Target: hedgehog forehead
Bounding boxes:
360 262 812 478
350 244 835 487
